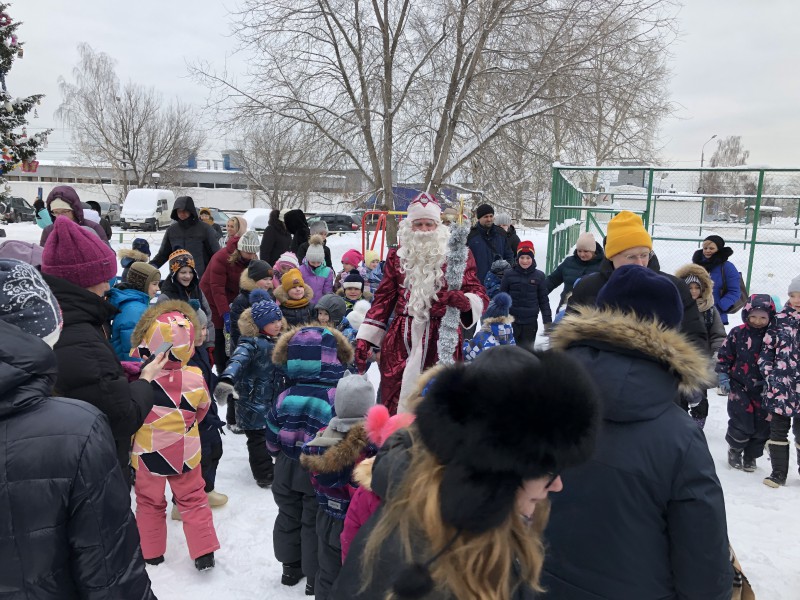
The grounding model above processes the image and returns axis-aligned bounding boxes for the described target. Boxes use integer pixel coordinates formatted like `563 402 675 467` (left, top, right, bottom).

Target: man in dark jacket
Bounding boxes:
567 211 708 350
0 262 155 599
546 265 732 600
285 208 311 254
39 186 109 245
466 203 515 282
150 196 220 278
40 217 164 486
260 208 293 264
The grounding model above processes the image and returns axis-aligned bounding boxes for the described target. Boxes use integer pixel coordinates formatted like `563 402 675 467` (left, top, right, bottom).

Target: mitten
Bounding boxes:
355 339 373 374
223 312 231 334
440 290 471 312
213 380 238 406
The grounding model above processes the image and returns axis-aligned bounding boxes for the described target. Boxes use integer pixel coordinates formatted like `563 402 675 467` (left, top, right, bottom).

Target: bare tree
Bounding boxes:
703 136 753 218
57 43 205 201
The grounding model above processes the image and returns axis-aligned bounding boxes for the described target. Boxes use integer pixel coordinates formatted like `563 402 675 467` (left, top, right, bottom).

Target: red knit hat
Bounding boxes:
517 240 535 258
41 216 118 288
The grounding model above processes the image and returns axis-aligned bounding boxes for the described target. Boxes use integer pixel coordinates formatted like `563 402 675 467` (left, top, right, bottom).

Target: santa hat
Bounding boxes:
406 192 441 223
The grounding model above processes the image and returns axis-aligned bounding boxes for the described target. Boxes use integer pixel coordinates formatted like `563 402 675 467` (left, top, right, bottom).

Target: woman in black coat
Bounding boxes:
0 321 156 599
260 209 292 264
545 265 732 600
284 208 310 254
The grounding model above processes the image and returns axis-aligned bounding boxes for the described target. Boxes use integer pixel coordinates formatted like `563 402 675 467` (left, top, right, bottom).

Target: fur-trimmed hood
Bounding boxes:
675 263 715 312
550 305 714 396
335 288 374 302
352 456 374 491
300 424 368 473
273 282 315 305
117 248 150 264
271 323 354 380
239 268 261 294
237 306 288 338
131 299 202 346
481 315 515 326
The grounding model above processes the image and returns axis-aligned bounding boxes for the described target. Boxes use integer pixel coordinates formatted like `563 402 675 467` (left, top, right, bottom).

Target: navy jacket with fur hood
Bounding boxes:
544 307 732 600
0 321 155 599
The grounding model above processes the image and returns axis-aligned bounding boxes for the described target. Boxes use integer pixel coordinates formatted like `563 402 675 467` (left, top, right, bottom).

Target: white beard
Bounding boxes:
397 220 450 322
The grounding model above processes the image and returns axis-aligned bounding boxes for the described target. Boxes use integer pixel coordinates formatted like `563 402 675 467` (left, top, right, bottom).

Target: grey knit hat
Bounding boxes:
494 213 512 226
329 371 375 432
305 235 326 264
789 275 800 294
237 230 261 254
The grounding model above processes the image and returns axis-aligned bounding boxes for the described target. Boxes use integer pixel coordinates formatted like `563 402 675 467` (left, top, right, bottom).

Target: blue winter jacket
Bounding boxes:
107 287 151 362
500 260 552 325
467 223 515 282
221 309 285 431
692 248 741 324
463 319 516 361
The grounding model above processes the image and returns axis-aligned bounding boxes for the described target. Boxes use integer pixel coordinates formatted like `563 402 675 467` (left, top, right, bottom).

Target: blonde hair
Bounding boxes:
360 428 548 600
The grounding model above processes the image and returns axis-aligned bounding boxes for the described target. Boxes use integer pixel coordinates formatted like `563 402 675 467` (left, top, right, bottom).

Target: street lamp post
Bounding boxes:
699 134 718 216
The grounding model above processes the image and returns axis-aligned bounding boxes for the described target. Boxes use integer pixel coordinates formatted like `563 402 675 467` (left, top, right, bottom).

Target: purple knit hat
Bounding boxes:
41 216 118 288
0 240 43 268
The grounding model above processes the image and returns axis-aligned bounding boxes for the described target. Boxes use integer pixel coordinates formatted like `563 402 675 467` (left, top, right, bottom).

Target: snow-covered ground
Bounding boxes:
2 221 798 598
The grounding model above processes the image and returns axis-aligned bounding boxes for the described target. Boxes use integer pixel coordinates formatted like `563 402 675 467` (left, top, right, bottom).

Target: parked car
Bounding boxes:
96 200 121 225
0 196 35 223
120 189 176 231
309 213 360 232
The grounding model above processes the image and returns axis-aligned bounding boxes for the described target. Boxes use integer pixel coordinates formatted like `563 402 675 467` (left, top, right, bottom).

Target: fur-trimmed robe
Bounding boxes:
356 244 488 415
543 306 731 600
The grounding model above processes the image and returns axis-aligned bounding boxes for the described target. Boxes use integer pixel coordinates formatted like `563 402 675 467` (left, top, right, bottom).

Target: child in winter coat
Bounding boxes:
156 249 212 326
300 372 378 600
129 301 220 571
462 292 516 361
483 258 510 299
676 263 727 428
333 249 368 292
108 262 161 361
266 325 353 594
216 290 286 488
364 249 384 294
500 240 551 349
274 268 315 326
759 275 800 488
229 259 274 348
299 235 334 303
271 251 300 290
717 294 776 474
117 237 150 283
340 404 415 563
336 271 373 313
314 293 348 328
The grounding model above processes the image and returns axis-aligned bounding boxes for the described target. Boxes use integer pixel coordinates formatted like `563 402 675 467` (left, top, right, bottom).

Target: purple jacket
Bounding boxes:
40 186 109 246
300 261 334 304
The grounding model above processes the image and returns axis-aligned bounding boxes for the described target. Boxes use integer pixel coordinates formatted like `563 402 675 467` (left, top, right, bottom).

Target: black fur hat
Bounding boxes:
414 345 600 534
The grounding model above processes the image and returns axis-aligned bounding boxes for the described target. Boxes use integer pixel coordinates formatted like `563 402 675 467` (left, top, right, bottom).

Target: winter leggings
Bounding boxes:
726 385 770 459
272 453 319 579
135 467 220 561
213 327 236 424
201 441 224 493
244 429 274 483
315 511 344 600
768 414 800 448
512 322 538 350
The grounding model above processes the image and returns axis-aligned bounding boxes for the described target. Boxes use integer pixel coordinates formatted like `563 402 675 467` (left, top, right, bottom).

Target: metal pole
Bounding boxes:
644 169 654 230
547 165 558 273
794 200 800 252
699 197 705 239
745 170 765 291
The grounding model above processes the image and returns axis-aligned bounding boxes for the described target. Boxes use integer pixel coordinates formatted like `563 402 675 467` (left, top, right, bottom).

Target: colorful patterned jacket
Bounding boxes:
266 326 353 460
716 294 776 395
462 316 516 362
129 301 210 476
760 302 800 415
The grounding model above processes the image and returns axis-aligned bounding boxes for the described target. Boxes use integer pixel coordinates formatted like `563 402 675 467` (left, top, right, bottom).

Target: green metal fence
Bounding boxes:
547 165 800 303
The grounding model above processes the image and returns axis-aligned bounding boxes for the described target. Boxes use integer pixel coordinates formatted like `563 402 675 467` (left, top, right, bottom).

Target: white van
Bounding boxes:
120 189 176 231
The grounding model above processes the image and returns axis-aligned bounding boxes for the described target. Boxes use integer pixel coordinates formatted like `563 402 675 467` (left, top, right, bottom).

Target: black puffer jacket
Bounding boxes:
42 273 154 482
0 321 155 599
566 258 709 351
260 210 292 264
545 308 731 599
285 209 310 254
149 196 220 277
545 242 605 307
500 259 552 325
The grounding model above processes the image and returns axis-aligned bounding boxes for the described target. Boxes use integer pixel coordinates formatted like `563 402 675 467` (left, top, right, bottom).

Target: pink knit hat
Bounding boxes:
341 249 364 267
41 216 118 288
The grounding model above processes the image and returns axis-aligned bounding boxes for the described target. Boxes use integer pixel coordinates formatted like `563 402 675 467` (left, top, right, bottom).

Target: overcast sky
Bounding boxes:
10 0 800 168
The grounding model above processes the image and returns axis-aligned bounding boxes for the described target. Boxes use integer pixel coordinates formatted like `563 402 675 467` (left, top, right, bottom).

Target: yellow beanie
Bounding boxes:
281 268 305 292
604 211 652 258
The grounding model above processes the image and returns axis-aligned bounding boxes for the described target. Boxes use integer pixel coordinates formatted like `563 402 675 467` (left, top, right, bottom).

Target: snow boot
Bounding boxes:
763 441 789 488
171 504 182 521
207 490 229 507
742 457 757 473
194 552 215 571
727 447 743 470
256 472 275 488
144 555 164 566
305 581 315 596
282 562 303 586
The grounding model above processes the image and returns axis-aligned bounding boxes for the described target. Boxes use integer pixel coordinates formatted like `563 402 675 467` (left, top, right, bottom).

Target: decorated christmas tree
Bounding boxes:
0 3 49 184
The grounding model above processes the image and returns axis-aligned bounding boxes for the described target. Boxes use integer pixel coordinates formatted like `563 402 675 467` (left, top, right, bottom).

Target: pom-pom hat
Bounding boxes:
41 216 117 288
249 289 283 329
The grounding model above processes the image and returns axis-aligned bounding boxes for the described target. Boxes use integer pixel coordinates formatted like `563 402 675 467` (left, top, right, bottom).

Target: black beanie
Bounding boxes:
596 264 683 328
475 204 494 219
248 260 272 282
704 235 725 249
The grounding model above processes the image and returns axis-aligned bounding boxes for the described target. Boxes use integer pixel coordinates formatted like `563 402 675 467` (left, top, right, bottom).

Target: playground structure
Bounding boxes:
547 165 800 297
